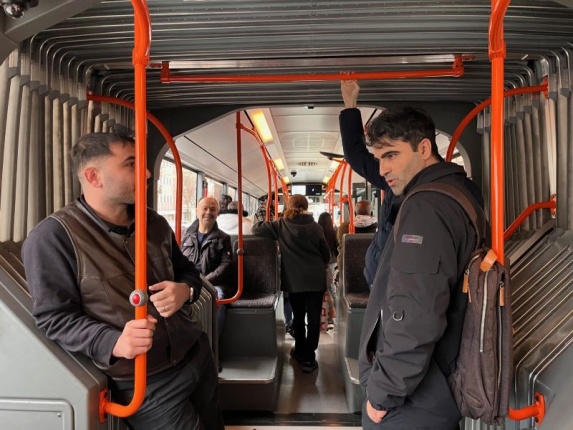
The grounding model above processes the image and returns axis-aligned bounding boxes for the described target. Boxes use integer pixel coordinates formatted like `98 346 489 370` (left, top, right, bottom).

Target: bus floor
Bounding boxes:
224 328 362 428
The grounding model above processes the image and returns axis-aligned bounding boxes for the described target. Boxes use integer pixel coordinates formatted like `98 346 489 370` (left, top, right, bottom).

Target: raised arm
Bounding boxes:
339 80 388 190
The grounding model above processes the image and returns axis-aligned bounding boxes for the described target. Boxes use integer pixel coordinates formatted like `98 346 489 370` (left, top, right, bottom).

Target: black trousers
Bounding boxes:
110 332 224 430
289 291 324 362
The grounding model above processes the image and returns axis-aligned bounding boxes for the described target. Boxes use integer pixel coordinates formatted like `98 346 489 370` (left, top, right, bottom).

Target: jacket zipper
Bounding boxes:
496 274 505 411
463 253 482 302
479 269 489 352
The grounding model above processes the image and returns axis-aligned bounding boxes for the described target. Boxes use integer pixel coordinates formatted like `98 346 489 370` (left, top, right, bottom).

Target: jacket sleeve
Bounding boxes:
251 219 279 239
366 194 462 410
171 231 202 302
204 234 233 286
318 227 332 265
339 108 388 190
22 218 121 367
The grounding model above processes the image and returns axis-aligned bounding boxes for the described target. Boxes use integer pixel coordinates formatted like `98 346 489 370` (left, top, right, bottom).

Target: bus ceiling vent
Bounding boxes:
1 0 38 18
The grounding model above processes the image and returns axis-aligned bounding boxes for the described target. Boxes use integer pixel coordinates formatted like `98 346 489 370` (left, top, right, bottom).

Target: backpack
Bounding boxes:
396 182 513 426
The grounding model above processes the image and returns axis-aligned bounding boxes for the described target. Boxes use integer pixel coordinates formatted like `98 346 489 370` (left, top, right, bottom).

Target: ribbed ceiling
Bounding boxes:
28 0 573 109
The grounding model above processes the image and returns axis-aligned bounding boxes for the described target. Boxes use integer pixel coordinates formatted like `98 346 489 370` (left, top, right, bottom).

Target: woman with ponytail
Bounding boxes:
252 194 331 373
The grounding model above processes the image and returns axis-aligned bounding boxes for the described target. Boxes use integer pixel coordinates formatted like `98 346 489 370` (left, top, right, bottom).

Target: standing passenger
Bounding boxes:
252 195 330 373
339 80 396 288
22 131 224 430
358 107 483 429
317 212 338 329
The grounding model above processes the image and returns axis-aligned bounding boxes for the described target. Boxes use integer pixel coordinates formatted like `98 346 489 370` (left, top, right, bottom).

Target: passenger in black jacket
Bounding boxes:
252 195 331 373
181 197 234 338
339 80 396 286
358 106 483 429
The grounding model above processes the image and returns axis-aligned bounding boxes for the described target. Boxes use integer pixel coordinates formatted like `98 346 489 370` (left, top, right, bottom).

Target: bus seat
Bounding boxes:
341 233 373 309
337 232 373 413
218 236 281 411
229 236 279 309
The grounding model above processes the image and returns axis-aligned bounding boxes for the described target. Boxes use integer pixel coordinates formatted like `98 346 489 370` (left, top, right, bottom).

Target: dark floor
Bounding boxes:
224 330 362 428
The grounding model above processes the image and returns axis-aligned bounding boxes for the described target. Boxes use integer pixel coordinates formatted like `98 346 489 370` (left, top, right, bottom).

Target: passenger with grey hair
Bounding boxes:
217 200 253 235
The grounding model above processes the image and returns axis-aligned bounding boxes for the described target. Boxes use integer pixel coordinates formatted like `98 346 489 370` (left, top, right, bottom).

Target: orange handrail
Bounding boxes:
326 162 345 223
87 94 184 244
219 115 287 304
218 112 245 306
159 57 466 83
445 80 548 162
508 392 546 425
489 0 510 265
504 200 556 241
339 162 348 228
238 123 273 220
99 0 151 422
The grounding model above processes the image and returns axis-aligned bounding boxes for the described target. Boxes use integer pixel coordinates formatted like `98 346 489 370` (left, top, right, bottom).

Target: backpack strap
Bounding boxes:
393 182 486 247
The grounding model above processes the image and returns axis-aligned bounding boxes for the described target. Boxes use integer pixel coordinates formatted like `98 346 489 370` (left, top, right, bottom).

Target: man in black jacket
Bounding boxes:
357 106 483 429
181 197 234 338
339 80 396 287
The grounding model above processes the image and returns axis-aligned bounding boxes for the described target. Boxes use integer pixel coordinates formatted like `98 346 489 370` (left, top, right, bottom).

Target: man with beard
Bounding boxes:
22 131 223 430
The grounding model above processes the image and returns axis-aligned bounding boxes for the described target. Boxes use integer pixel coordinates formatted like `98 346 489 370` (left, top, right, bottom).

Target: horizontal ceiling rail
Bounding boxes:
159 56 469 83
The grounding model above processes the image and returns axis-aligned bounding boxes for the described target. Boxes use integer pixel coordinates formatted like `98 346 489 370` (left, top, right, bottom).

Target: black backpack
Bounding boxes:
396 182 513 426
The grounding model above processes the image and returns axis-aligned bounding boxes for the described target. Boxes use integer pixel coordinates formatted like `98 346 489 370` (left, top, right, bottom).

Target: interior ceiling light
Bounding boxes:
1 0 38 18
251 111 273 143
283 177 290 184
323 176 331 184
273 158 284 171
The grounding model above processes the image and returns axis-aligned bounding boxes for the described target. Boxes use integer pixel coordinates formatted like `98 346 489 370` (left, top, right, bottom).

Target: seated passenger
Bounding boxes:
181 197 234 344
22 131 223 430
252 194 330 373
217 200 253 235
218 193 232 214
336 200 378 273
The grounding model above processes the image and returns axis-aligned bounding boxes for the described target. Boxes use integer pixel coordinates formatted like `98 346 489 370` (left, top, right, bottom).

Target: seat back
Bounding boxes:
342 233 373 308
230 236 279 308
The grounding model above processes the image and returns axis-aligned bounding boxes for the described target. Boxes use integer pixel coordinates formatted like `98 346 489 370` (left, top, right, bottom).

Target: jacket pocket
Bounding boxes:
391 248 440 275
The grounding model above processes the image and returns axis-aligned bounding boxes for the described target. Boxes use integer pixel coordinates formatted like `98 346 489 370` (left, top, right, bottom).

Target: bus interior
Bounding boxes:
1 0 573 429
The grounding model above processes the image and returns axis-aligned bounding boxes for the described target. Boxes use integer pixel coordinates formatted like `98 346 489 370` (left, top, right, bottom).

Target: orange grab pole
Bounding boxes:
238 123 273 221
346 162 355 234
272 168 279 220
445 80 548 162
504 200 556 241
489 0 547 424
280 178 290 204
159 57 466 83
87 94 184 244
339 162 348 227
489 0 510 265
218 113 245 306
508 393 546 425
327 162 344 223
99 0 151 422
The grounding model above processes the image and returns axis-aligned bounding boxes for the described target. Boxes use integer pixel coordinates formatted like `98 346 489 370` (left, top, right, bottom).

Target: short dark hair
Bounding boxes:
366 106 443 160
72 131 135 175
